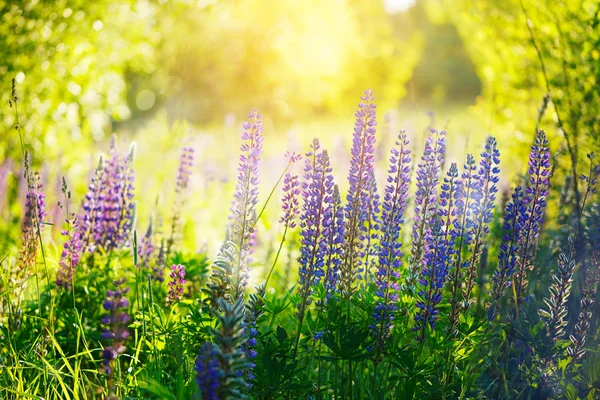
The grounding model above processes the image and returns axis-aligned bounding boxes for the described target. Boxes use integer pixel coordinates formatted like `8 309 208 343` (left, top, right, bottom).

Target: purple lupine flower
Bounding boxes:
323 184 345 296
79 158 104 254
100 278 130 376
370 132 411 362
408 129 446 289
79 139 136 254
414 163 459 339
195 343 220 400
18 171 46 275
280 172 300 228
166 264 187 306
514 131 551 306
167 147 195 254
207 109 263 304
363 170 381 285
138 220 155 271
297 139 335 320
488 186 525 321
340 89 377 298
447 153 478 328
56 216 82 290
462 137 500 305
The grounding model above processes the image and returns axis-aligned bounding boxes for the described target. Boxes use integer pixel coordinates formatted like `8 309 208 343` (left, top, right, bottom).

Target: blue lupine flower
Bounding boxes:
370 132 411 361
414 163 459 339
340 89 377 298
195 343 220 400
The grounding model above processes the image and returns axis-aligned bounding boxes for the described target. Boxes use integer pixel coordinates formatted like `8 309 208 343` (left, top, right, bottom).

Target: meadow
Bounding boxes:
2 1 600 399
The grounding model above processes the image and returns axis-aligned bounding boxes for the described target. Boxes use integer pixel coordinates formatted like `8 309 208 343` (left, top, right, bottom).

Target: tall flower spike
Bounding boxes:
370 132 411 362
79 157 104 254
462 137 500 306
363 170 381 285
56 216 82 290
414 162 459 339
568 228 600 359
15 171 46 298
408 129 446 290
448 153 478 329
297 140 335 323
100 278 130 377
323 184 345 296
539 238 576 341
196 343 220 400
280 172 300 228
340 89 377 298
243 283 265 388
167 147 195 254
514 131 551 307
207 109 263 303
488 186 524 321
166 264 187 306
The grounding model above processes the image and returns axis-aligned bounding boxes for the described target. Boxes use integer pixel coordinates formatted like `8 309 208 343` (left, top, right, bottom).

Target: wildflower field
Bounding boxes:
2 1 600 399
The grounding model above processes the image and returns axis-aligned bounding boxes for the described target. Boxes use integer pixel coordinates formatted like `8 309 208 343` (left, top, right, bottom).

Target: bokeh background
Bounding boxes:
1 0 598 259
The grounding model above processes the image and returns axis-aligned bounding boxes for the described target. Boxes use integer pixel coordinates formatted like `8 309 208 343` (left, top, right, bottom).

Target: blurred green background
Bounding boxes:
1 0 598 257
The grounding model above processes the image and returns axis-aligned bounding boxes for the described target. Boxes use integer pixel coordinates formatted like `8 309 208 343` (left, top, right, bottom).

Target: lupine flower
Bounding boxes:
207 109 263 304
514 131 551 306
323 184 345 296
568 229 600 359
55 216 82 290
488 187 524 321
408 129 446 289
138 220 155 271
100 278 130 377
539 238 576 341
279 172 300 228
463 137 500 305
370 132 411 362
414 163 459 339
340 89 377 298
196 343 220 400
363 170 381 284
297 139 335 321
79 158 104 254
16 171 46 295
166 264 187 306
167 147 195 254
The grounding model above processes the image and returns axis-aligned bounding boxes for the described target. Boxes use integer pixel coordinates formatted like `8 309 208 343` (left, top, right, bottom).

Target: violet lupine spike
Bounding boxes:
166 264 187 306
100 278 130 377
167 147 195 254
363 170 381 285
56 216 82 290
279 172 300 229
488 186 525 321
370 132 411 362
208 109 263 304
414 162 459 340
195 343 220 400
514 131 551 306
229 108 264 300
462 137 500 307
340 89 377 299
323 184 345 296
568 228 600 359
116 144 136 249
138 220 155 271
408 129 446 290
79 158 104 254
16 171 46 292
297 139 335 321
447 153 478 329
